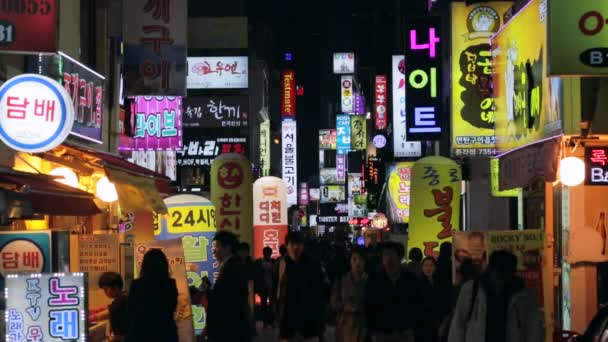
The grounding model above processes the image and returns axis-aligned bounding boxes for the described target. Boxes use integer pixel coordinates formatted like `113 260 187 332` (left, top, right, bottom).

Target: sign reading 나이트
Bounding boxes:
405 17 443 141
0 74 74 153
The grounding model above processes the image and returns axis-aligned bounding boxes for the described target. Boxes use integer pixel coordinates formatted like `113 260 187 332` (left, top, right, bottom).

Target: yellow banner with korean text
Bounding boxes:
210 153 254 247
410 156 462 258
451 2 512 156
386 162 414 224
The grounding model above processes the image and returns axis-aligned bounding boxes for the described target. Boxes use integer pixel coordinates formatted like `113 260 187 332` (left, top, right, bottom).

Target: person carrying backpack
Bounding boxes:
448 250 543 342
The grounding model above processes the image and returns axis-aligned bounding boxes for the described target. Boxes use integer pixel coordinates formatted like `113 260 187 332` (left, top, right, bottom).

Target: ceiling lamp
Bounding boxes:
49 167 79 188
95 176 118 202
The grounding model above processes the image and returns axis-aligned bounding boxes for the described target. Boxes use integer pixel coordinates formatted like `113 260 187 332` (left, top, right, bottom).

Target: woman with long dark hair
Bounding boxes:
127 249 178 342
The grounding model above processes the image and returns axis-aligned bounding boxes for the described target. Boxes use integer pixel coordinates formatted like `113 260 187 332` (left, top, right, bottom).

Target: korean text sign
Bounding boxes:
405 17 444 141
0 231 51 281
374 75 388 130
187 57 248 89
319 129 337 150
549 0 608 75
0 74 74 153
336 114 351 155
492 0 563 152
0 0 57 53
585 146 608 186
183 96 248 128
282 120 298 206
451 2 511 156
391 56 422 157
177 130 247 167
123 0 187 96
386 162 414 224
453 230 544 306
122 96 182 151
341 75 354 114
260 120 271 176
409 156 461 257
78 234 120 286
135 239 196 338
333 53 356 74
253 177 288 259
5 273 87 342
211 154 254 246
350 115 366 151
281 70 296 118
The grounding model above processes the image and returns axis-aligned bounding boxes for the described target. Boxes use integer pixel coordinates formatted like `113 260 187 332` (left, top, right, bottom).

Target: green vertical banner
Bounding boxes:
350 115 367 150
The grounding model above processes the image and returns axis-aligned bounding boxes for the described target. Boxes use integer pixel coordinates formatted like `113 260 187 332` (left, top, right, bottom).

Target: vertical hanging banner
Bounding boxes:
451 2 511 157
299 182 309 206
281 70 296 118
410 156 461 257
386 162 414 224
375 75 388 130
282 120 298 207
405 17 444 141
350 115 367 150
154 195 219 335
348 173 367 218
260 120 271 176
341 75 354 113
210 154 254 246
336 154 347 184
123 0 187 96
121 96 183 151
336 114 351 154
354 93 365 115
391 56 422 157
253 177 288 259
0 0 57 53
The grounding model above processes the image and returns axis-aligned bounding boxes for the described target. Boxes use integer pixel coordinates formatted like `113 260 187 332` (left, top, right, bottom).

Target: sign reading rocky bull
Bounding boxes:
253 177 288 259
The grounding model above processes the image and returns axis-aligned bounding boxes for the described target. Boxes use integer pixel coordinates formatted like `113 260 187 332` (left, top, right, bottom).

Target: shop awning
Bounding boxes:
60 144 170 214
497 136 561 191
0 168 101 216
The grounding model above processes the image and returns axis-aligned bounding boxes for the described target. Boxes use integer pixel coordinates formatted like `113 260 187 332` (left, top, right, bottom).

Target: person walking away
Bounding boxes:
238 242 257 336
365 241 420 342
255 246 275 328
364 230 382 274
448 250 543 342
418 257 441 342
94 272 128 341
406 247 423 277
278 231 328 342
127 249 178 342
331 247 368 342
436 242 454 320
206 231 250 342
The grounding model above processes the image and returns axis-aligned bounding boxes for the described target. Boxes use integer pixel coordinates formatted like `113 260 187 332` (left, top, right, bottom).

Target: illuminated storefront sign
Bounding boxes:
121 96 182 151
336 154 347 184
374 75 388 130
492 0 562 152
341 75 354 113
410 156 461 257
319 129 337 150
177 131 247 167
282 120 298 206
320 185 346 203
586 146 608 186
336 114 351 155
5 273 87 342
333 52 356 74
0 74 74 153
405 17 444 141
123 0 187 95
299 182 309 206
211 154 254 245
186 56 248 89
350 115 366 151
281 70 296 118
451 2 511 156
260 120 271 176
348 173 367 218
386 162 414 224
0 232 51 279
253 177 288 258
0 0 57 53
183 96 248 128
391 56 422 157
549 0 608 75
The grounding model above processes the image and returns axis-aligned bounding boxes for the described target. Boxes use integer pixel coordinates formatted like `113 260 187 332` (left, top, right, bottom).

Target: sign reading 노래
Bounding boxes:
386 162 414 224
5 273 88 342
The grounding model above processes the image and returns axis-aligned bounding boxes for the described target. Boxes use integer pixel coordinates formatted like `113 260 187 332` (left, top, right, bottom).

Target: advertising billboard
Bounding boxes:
386 162 414 224
336 114 351 155
183 96 248 128
121 96 183 151
0 0 57 53
391 55 422 157
320 185 346 203
333 52 356 74
253 177 288 259
281 70 296 118
186 57 248 89
341 75 354 113
405 17 444 141
492 0 563 152
282 120 298 206
319 129 337 150
451 2 511 156
409 157 461 257
123 0 187 96
374 75 388 130
548 0 608 75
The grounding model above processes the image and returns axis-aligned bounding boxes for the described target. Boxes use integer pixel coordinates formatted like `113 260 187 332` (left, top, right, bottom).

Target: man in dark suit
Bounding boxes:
207 231 251 342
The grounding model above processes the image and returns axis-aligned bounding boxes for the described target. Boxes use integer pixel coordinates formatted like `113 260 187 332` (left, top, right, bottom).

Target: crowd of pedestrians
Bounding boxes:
95 229 544 342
